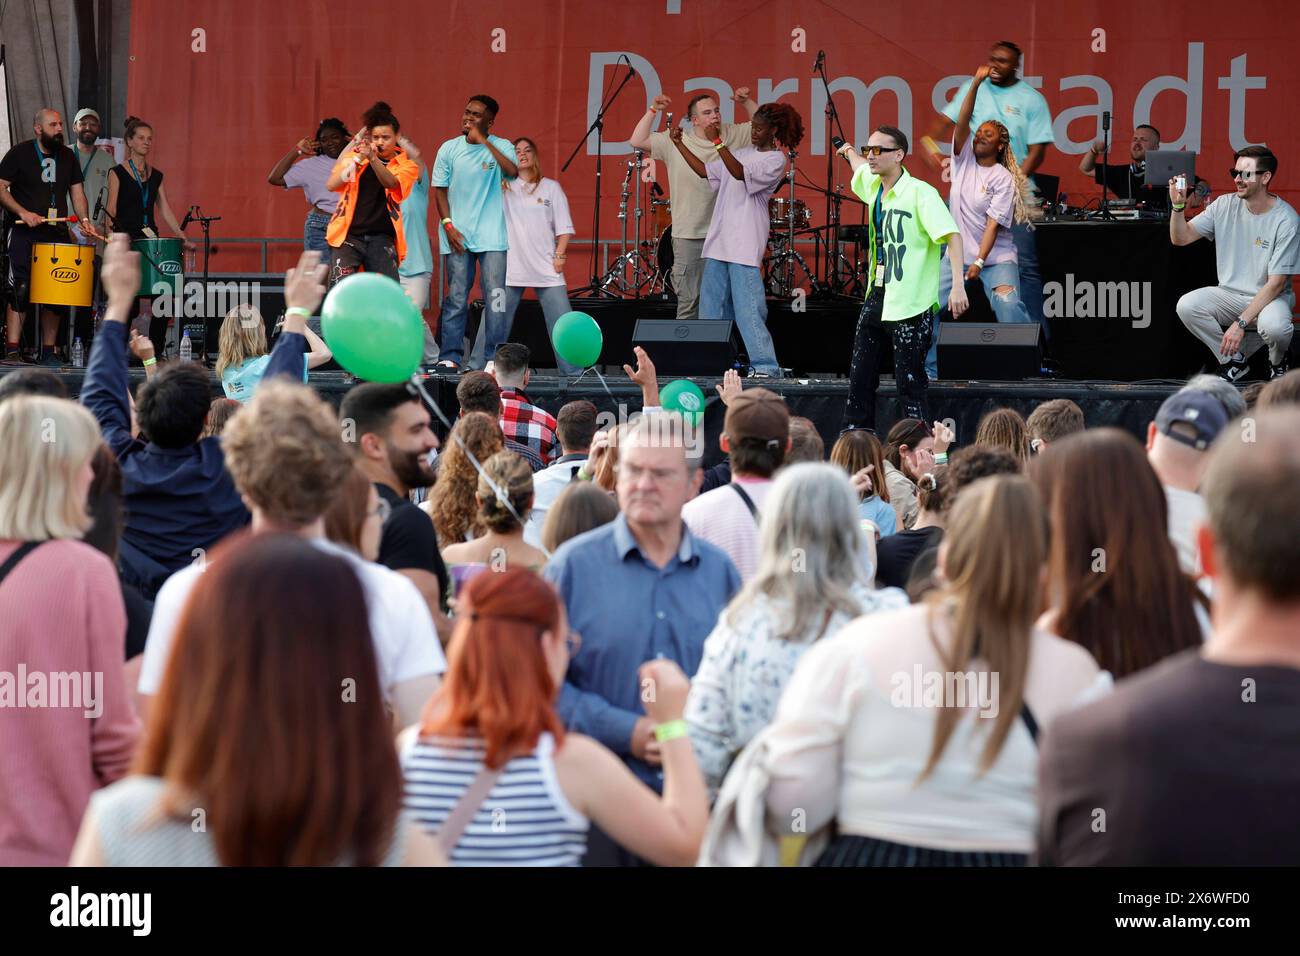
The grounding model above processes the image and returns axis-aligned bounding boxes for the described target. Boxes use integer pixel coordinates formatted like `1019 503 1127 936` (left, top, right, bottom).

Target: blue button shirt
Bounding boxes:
544 513 741 791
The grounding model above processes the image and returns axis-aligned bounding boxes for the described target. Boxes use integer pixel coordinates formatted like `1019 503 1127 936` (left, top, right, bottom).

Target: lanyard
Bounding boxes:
80 147 98 182
872 187 885 266
129 159 152 226
33 141 58 210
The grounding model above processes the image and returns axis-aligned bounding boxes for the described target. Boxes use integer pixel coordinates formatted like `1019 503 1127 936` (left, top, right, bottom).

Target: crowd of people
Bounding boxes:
1 231 1298 868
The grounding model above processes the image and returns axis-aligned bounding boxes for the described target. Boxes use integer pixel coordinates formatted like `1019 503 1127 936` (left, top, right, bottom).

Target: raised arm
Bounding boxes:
630 94 671 151
1167 178 1203 247
953 65 991 154
81 235 139 456
669 127 707 179
732 86 759 120
268 139 316 186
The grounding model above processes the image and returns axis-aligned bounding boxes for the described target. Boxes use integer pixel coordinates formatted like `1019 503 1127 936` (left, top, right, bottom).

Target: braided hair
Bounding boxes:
755 103 805 150
985 119 1041 228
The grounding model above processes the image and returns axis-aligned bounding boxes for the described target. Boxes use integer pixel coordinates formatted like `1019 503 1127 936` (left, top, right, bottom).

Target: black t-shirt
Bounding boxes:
874 525 944 590
109 163 165 238
0 138 84 219
1092 162 1168 209
349 163 395 238
375 482 449 611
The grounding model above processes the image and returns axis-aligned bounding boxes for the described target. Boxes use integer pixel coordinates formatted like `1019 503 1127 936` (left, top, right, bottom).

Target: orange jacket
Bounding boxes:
326 148 420 262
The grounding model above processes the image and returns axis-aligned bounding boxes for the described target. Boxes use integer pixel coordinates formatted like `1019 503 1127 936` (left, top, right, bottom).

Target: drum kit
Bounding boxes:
589 146 870 303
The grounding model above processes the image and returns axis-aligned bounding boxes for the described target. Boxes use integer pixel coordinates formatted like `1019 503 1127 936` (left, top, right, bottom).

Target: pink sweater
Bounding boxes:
0 539 141 866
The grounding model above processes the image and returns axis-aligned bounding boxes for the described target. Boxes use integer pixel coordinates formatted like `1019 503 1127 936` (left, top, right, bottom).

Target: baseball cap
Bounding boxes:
1156 390 1230 451
723 388 790 445
73 108 100 125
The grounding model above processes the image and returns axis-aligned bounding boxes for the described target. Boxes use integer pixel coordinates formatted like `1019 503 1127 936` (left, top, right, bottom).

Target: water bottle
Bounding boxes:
71 337 84 368
179 329 192 362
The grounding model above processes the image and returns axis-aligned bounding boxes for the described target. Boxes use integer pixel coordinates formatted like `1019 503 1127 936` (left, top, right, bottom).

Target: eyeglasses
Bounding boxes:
1230 169 1262 181
863 145 903 157
369 498 392 522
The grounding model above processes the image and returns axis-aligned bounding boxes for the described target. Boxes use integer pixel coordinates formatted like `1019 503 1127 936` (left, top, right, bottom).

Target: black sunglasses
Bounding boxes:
1230 168 1263 180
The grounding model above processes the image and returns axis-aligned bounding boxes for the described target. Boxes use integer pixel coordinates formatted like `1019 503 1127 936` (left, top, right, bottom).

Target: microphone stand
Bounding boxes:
189 206 221 362
564 59 639 298
813 51 849 297
1096 112 1114 221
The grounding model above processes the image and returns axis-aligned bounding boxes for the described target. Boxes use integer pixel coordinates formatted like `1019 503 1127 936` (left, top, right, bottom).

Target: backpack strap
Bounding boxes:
433 764 505 857
730 482 759 521
0 542 41 588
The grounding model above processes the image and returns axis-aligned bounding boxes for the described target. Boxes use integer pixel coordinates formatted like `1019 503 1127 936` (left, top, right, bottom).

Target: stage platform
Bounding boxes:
15 366 1194 469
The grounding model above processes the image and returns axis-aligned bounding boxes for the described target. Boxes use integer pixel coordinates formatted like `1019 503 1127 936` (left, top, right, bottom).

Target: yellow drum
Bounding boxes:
30 243 95 307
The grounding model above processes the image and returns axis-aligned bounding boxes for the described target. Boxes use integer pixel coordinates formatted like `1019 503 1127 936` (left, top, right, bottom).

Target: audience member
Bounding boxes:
401 568 708 866
340 382 451 623
1181 372 1247 420
442 451 547 599
215 303 330 404
764 476 1109 866
1240 381 1267 410
456 370 545 471
874 468 951 591
324 464 387 562
1145 389 1228 576
525 399 597 546
493 343 560 464
1257 367 1300 409
74 534 443 866
1038 409 1300 865
137 382 445 728
883 419 948 530
201 398 241 439
427 411 505 547
0 396 140 866
785 416 825 464
544 413 740 865
686 463 907 795
540 482 619 555
974 407 1031 467
947 443 1021 497
0 367 68 402
682 389 790 581
1032 428 1205 678
830 429 897 539
1025 398 1083 454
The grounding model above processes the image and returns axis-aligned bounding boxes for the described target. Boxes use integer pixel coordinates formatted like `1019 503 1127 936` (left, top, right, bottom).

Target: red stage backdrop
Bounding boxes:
127 1 1299 276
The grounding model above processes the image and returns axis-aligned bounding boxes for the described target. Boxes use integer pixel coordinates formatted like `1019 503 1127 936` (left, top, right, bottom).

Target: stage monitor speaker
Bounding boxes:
937 322 1041 380
631 319 738 376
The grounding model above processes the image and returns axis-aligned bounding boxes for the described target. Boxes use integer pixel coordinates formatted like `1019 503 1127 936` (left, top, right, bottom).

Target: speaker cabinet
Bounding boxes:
631 319 739 376
936 323 1041 380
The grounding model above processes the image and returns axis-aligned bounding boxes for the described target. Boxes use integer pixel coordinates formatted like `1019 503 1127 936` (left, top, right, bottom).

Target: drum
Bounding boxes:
651 197 672 234
769 198 811 231
132 237 184 297
29 243 95 307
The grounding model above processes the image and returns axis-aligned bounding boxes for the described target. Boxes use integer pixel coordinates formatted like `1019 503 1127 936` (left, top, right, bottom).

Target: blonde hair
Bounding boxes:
476 451 535 533
919 475 1047 781
215 305 268 378
982 120 1042 228
0 396 101 540
974 407 1032 468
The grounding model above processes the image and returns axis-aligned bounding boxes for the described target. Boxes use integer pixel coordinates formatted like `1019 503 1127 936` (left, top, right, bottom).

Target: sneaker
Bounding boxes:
1 349 29 366
36 353 62 368
434 360 460 372
744 366 792 379
1270 357 1290 380
1216 360 1251 383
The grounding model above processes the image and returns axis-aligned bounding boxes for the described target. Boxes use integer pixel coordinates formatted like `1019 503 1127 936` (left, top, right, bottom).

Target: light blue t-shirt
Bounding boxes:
400 168 433 277
431 134 517 254
942 78 1055 164
221 354 309 404
858 496 898 537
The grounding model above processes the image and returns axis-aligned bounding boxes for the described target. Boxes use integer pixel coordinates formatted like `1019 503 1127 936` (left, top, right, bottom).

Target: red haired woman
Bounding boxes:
401 567 709 865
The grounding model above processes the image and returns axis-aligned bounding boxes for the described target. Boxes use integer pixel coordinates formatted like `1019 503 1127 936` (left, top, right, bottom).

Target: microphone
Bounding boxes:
664 111 674 132
1102 110 1111 132
180 205 195 230
812 50 825 75
92 191 104 223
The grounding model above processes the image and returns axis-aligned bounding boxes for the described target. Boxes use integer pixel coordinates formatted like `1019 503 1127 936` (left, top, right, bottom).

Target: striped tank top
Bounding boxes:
401 731 589 866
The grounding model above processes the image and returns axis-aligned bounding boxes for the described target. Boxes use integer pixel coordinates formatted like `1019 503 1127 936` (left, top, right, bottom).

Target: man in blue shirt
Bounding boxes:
396 134 439 368
432 94 518 370
544 413 740 863
82 235 322 597
927 40 1055 358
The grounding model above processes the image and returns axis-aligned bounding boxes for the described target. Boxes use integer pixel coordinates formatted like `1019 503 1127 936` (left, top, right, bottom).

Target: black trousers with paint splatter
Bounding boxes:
843 286 933 433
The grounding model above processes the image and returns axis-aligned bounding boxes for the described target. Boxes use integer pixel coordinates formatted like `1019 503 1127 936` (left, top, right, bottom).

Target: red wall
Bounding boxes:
128 1 1299 275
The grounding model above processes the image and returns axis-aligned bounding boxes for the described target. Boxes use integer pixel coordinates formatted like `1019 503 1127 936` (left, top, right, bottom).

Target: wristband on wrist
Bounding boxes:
1171 203 1186 211
934 452 949 465
972 257 985 269
142 357 157 367
441 217 453 226
654 719 689 743
285 307 312 320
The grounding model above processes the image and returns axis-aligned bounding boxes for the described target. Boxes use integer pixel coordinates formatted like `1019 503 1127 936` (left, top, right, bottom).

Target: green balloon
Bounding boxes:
660 379 707 424
321 272 423 383
551 311 602 367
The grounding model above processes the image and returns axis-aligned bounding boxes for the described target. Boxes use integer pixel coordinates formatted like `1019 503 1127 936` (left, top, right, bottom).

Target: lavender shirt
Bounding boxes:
283 154 339 214
948 133 1016 266
701 147 788 267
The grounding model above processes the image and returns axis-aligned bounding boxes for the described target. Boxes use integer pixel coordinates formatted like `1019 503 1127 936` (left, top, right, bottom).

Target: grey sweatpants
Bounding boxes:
1176 285 1293 366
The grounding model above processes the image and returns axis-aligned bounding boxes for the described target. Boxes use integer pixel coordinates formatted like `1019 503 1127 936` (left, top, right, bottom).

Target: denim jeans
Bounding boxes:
928 255 1033 378
437 249 507 367
843 286 932 433
1011 221 1047 346
329 233 399 286
469 284 582 375
699 258 780 374
304 210 331 255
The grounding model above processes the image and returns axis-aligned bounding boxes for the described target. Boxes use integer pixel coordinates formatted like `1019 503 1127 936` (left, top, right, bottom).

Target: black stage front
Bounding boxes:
22 367 1190 470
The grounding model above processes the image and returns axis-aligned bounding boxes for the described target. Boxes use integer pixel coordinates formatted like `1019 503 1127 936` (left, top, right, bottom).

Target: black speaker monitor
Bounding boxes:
631 319 739 376
936 323 1041 380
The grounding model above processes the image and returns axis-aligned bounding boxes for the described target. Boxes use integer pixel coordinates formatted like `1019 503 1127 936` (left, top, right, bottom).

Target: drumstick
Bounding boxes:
17 215 80 225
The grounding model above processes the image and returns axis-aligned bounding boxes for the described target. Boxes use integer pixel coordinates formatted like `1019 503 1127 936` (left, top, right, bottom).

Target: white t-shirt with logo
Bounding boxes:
138 537 446 696
1190 194 1300 306
503 177 575 288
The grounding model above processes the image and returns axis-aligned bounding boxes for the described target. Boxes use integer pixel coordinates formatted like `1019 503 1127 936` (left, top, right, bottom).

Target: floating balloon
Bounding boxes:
321 272 423 383
660 379 706 424
551 311 602 367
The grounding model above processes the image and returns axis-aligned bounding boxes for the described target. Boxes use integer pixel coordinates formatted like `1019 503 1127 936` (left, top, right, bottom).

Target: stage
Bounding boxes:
16 365 1190 470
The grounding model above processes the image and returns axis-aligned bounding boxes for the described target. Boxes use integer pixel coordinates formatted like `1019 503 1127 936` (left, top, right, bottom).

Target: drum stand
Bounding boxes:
598 150 657 297
765 151 820 298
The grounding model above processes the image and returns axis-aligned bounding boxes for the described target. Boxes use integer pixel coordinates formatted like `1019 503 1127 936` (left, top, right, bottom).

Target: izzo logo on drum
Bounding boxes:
160 261 182 275
51 268 81 283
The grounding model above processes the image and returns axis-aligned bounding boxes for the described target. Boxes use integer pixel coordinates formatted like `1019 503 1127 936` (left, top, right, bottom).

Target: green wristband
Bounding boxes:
285 307 312 320
654 719 689 743
1171 203 1187 212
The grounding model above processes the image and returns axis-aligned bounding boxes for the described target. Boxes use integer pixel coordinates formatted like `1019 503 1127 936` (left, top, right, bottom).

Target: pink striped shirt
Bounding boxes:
0 539 140 866
681 477 774 582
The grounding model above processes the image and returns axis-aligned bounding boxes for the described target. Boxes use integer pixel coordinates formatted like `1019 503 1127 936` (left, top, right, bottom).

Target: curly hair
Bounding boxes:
362 100 399 133
974 407 1032 467
476 451 535 533
429 412 504 547
756 102 805 150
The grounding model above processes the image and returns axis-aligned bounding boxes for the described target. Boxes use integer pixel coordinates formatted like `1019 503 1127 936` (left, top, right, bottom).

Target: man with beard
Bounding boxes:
340 382 452 634
0 108 102 365
69 108 115 248
267 117 350 254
